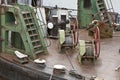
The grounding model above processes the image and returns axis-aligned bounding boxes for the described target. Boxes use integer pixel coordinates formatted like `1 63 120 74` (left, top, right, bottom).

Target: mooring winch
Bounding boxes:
58 18 78 52
78 20 100 63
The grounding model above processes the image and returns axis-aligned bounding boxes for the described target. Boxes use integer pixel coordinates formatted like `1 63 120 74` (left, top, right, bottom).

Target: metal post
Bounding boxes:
105 0 111 12
0 0 1 4
4 0 7 4
109 0 114 12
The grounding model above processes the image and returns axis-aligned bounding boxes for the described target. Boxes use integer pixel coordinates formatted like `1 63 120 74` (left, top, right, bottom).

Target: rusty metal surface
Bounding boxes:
0 30 120 80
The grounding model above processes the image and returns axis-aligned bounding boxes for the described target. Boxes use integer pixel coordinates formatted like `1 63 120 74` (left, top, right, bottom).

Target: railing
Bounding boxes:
105 0 114 12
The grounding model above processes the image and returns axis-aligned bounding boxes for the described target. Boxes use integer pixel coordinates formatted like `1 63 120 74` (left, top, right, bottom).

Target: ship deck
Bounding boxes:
0 29 120 80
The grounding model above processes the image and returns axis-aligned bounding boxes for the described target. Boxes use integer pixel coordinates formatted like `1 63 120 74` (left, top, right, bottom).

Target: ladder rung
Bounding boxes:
33 45 42 48
27 28 37 31
26 23 34 25
24 17 33 20
99 8 106 11
35 50 44 54
22 11 30 14
98 3 104 6
30 34 38 37
99 7 105 9
32 40 40 43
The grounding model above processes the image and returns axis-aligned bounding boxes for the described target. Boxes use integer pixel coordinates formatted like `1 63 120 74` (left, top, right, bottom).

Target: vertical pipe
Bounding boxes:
8 31 12 47
0 0 1 4
105 0 111 11
109 0 114 12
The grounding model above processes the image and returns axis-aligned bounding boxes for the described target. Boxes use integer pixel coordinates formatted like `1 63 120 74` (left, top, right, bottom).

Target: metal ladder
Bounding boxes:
96 0 112 24
22 11 44 55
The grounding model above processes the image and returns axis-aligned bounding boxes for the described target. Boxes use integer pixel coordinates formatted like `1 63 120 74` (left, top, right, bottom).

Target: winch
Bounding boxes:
58 18 78 52
78 20 100 63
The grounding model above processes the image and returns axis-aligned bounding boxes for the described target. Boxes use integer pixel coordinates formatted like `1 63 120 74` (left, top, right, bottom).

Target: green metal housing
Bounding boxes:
0 4 47 59
77 0 111 28
77 0 113 38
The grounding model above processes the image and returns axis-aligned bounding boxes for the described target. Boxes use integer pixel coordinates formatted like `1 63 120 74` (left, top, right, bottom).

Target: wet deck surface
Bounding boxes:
0 30 120 80
37 30 120 80
79 30 120 80
41 30 120 80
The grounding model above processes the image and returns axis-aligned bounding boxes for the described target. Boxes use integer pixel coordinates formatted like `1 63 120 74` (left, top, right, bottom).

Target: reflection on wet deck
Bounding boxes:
39 30 120 80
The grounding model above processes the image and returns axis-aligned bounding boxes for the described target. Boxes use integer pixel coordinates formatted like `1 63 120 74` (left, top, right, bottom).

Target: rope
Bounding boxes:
49 73 53 80
65 49 75 71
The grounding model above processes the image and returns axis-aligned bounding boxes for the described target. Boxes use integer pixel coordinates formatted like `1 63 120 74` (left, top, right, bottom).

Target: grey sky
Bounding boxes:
111 0 120 13
43 0 77 9
43 0 120 14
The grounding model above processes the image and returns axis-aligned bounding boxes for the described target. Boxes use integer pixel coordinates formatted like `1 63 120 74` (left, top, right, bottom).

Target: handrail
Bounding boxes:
32 0 51 47
35 8 51 47
105 0 114 12
35 8 47 37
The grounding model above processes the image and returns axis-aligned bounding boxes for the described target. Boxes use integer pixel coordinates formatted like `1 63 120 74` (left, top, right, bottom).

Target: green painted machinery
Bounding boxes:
78 0 113 38
78 0 98 28
78 21 100 64
58 19 78 52
0 4 47 59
